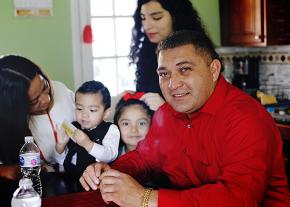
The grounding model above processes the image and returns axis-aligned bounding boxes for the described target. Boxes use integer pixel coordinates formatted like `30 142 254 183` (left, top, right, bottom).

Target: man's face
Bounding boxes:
157 44 220 114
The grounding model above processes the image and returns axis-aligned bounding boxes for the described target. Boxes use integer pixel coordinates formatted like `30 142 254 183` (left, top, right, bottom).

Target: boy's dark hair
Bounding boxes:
76 80 111 110
158 30 221 65
113 98 154 125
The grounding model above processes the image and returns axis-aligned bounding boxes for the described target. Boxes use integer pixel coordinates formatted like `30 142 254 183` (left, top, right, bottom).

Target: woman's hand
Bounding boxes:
141 92 165 111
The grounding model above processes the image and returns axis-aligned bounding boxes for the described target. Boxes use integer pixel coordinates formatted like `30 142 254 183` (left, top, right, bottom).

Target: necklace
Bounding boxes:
47 111 58 143
38 112 58 162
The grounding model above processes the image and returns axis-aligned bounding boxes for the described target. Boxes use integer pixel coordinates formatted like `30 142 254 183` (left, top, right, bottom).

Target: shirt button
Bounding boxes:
187 124 191 128
183 149 187 154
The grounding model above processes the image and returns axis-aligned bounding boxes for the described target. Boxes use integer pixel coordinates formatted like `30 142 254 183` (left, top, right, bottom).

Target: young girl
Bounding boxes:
113 92 154 156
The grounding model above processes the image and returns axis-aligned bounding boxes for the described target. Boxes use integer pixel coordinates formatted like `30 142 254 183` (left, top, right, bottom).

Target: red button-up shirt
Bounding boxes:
112 76 290 207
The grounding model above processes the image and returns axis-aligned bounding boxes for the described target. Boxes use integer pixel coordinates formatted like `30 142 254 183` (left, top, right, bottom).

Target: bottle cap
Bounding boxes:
19 178 33 187
24 136 34 142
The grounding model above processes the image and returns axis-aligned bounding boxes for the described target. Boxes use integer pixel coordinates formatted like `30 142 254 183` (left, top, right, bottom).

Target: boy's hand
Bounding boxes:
73 129 94 152
61 121 77 142
55 124 70 154
57 124 70 145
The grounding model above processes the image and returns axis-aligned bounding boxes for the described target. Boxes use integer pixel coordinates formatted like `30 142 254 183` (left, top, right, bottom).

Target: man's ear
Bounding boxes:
210 59 221 82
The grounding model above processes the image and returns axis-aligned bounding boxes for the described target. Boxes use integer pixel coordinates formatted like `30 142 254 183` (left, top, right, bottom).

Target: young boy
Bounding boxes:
56 80 120 180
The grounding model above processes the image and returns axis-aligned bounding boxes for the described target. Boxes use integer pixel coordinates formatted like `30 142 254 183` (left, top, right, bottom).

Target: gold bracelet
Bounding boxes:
141 188 153 207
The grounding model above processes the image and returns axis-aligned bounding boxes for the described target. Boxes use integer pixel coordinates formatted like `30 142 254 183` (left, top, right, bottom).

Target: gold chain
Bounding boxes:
141 188 153 207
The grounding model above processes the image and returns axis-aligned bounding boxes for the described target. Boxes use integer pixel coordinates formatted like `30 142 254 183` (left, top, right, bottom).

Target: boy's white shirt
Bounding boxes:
58 123 120 165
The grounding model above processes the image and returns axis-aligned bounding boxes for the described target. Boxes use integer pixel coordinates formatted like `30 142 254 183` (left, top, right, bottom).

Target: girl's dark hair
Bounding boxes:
114 98 154 156
129 0 207 94
76 80 111 110
0 55 50 163
113 98 154 125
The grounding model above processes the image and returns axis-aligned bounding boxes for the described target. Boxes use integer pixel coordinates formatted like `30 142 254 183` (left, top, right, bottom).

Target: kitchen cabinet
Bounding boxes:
219 0 290 46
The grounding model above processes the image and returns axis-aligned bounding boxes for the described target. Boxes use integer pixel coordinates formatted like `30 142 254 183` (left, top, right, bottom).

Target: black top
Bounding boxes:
63 121 112 181
135 44 162 95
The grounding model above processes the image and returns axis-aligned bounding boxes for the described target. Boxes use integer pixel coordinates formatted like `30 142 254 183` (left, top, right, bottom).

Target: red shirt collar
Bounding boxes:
200 75 229 115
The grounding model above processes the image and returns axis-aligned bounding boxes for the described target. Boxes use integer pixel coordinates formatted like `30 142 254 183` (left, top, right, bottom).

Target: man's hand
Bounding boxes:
99 169 146 207
140 92 165 111
79 162 111 191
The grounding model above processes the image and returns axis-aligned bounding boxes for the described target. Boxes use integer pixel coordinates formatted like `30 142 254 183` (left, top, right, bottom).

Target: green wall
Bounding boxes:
192 0 221 46
0 0 220 89
0 0 74 89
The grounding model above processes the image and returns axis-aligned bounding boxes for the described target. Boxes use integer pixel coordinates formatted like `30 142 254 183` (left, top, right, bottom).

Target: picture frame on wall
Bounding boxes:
14 0 53 17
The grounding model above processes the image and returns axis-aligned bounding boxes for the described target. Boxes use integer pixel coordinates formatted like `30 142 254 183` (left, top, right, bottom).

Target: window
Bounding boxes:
72 0 137 96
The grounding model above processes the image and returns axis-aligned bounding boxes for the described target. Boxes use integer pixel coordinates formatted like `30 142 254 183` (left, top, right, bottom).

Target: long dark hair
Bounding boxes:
129 0 207 94
0 55 51 163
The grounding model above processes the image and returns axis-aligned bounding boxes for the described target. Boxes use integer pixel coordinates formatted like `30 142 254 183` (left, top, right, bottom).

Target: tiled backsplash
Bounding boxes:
216 46 290 100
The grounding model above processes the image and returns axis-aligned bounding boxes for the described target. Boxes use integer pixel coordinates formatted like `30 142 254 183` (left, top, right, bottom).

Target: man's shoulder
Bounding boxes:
156 102 172 112
154 102 174 118
223 85 263 113
218 86 273 128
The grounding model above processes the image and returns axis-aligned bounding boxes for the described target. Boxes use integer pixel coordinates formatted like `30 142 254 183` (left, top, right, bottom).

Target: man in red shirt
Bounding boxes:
80 30 290 207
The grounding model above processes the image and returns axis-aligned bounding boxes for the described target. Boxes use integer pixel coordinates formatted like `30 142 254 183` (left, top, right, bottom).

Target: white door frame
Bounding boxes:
70 0 93 89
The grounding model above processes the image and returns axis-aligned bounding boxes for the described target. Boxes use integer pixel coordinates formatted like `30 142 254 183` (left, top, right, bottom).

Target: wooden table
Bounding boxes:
1 172 119 207
42 190 118 207
276 123 290 141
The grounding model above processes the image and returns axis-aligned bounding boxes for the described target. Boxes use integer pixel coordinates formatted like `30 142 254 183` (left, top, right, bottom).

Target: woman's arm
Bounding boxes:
0 164 21 180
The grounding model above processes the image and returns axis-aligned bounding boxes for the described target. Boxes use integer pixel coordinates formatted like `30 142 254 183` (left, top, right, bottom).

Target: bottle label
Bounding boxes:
19 153 41 167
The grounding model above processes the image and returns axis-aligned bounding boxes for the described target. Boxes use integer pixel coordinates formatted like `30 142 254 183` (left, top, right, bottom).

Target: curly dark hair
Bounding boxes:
129 0 207 95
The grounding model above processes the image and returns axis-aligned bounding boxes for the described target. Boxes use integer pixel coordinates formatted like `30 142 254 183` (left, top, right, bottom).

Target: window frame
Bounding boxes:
70 0 136 94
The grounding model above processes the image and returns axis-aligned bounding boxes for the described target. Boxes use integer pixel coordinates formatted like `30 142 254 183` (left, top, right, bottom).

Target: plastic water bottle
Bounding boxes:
19 136 42 196
11 178 41 207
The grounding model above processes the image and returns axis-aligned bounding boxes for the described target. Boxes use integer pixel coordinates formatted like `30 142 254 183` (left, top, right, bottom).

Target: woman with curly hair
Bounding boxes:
129 0 207 110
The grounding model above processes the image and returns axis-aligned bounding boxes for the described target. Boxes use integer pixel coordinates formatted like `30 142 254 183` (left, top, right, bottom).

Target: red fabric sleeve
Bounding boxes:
111 125 158 183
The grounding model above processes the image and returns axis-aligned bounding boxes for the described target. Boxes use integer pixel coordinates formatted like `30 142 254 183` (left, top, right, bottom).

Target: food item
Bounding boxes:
61 121 77 142
256 90 278 105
